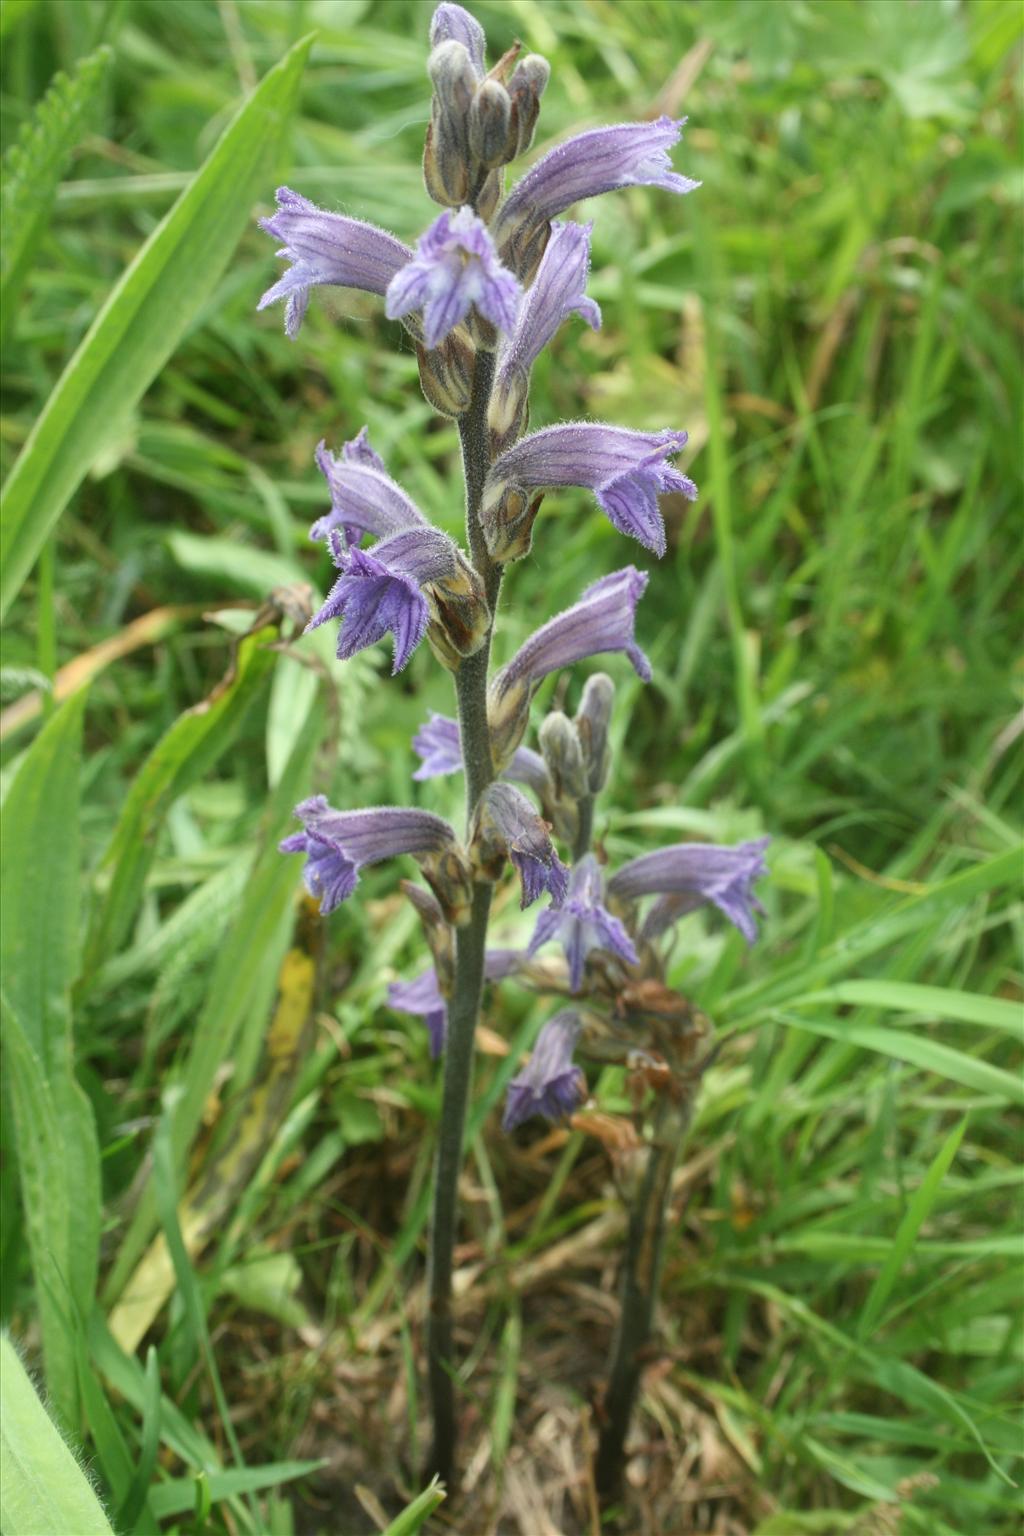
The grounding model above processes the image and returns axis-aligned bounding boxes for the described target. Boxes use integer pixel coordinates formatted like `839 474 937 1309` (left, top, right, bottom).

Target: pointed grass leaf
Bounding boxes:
380 1480 448 1536
0 35 313 620
146 1462 326 1520
0 1335 114 1536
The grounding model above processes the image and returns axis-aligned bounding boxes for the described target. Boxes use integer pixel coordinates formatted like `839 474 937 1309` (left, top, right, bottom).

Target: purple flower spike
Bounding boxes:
412 712 552 798
528 854 638 993
390 949 525 1058
473 783 569 908
311 433 428 546
484 423 696 558
499 221 601 377
280 795 458 914
385 207 522 350
430 2 486 77
503 1011 586 1131
495 117 699 248
608 837 771 944
258 188 412 338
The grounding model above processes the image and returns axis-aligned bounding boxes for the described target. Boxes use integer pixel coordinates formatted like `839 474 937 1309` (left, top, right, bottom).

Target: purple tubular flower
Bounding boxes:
258 188 412 338
411 712 551 797
503 1011 586 1131
528 854 638 993
473 784 569 908
385 207 521 350
495 567 652 697
280 795 459 914
310 433 428 546
495 117 699 246
484 423 696 559
389 948 524 1058
608 837 771 944
430 2 486 77
499 221 601 377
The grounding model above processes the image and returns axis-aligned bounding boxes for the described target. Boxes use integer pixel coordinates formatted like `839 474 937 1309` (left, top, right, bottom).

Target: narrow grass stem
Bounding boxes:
595 1100 692 1498
425 347 499 1487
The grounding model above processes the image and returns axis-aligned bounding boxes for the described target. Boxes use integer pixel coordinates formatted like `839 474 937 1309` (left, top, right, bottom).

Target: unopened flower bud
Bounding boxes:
421 843 475 926
469 80 513 169
416 327 476 417
574 672 615 792
428 38 477 118
487 366 529 457
539 711 588 801
479 478 544 563
487 673 531 770
424 547 491 664
400 879 455 994
508 53 550 156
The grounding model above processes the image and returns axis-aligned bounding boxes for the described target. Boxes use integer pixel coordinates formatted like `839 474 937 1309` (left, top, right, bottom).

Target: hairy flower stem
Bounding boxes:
425 347 499 1486
572 793 595 862
595 1100 692 1498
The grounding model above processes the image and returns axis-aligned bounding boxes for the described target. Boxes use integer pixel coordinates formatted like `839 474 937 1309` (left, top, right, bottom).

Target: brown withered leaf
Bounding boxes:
569 1110 641 1152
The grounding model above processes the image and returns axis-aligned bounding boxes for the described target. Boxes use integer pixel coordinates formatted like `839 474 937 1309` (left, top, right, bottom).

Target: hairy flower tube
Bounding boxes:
310 432 429 546
608 837 771 944
470 783 569 907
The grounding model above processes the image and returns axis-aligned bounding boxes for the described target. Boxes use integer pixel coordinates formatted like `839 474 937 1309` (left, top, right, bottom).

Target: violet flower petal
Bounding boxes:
411 712 551 798
503 1010 586 1130
389 948 524 1057
497 220 601 380
280 795 458 913
492 567 652 702
385 208 522 350
608 837 770 944
258 187 412 338
430 2 486 77
310 434 428 546
477 783 569 908
528 854 638 992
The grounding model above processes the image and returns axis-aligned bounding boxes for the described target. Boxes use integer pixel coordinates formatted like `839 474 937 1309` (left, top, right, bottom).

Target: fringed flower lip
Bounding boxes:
471 783 569 908
608 837 771 944
385 207 522 350
280 796 462 914
258 188 413 338
528 854 637 993
310 431 429 547
503 1010 586 1130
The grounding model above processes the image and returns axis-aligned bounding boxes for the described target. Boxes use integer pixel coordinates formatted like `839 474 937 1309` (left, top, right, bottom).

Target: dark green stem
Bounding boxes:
595 1102 691 1499
425 347 498 1487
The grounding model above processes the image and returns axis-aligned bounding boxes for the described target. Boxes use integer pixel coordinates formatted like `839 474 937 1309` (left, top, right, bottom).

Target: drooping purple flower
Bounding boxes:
258 188 412 338
483 423 696 559
528 855 638 993
498 221 601 378
411 712 551 798
494 117 699 258
310 432 428 546
472 784 569 908
608 837 770 944
385 207 521 349
430 2 486 78
389 948 525 1057
280 796 459 914
308 526 473 673
503 1011 586 1130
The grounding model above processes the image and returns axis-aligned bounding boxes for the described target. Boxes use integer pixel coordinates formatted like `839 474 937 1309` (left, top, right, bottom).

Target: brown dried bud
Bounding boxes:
507 53 550 156
420 843 474 927
425 550 490 664
423 109 471 207
479 477 544 563
475 167 504 222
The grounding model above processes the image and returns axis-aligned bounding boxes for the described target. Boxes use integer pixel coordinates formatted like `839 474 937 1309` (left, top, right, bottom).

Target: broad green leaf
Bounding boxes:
0 47 111 333
0 35 313 620
0 1336 114 1536
83 627 278 977
776 1011 1023 1105
0 694 99 1428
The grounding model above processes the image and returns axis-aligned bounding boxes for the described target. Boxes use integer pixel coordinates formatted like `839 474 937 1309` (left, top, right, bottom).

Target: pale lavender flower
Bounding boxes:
385 207 521 349
503 1011 586 1130
412 712 551 797
493 567 652 700
608 837 770 944
494 117 699 248
308 526 472 673
310 432 428 546
498 221 601 379
528 854 637 992
258 188 412 338
473 784 569 908
430 2 486 78
483 423 696 558
280 796 458 914
389 948 524 1057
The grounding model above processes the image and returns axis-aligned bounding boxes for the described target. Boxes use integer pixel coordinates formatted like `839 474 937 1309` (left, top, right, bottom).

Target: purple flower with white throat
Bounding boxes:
490 222 601 450
528 854 638 993
488 568 651 766
608 837 770 945
389 949 525 1058
308 526 484 674
494 117 699 277
280 796 460 914
258 188 412 338
310 431 428 546
385 207 521 350
482 423 696 560
503 1011 586 1130
412 712 552 799
471 784 569 908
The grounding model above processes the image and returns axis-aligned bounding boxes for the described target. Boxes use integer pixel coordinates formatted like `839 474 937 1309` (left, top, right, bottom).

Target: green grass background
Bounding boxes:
1 1 1021 1532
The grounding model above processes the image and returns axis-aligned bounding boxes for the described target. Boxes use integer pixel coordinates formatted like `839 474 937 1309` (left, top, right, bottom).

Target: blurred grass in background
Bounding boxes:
1 1 1021 1533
